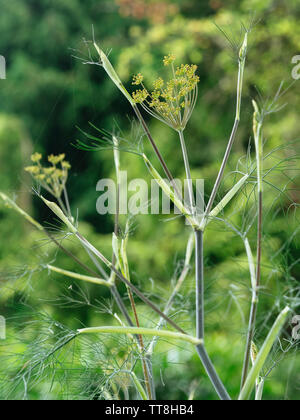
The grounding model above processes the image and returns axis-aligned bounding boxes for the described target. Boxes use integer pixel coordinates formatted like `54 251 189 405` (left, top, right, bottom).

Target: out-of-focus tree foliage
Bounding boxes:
0 0 299 400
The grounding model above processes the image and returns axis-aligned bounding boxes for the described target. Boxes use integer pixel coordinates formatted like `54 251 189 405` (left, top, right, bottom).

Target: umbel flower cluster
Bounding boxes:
25 153 71 199
132 54 200 131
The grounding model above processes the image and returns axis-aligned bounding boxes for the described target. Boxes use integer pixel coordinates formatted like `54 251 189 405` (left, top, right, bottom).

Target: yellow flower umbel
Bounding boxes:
25 153 71 200
132 55 199 131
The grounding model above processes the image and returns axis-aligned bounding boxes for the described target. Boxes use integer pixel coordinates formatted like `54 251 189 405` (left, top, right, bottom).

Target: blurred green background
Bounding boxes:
0 0 299 400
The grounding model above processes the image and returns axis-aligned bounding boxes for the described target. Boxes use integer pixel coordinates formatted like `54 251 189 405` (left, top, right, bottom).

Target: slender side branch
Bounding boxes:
47 264 110 287
133 105 181 200
178 129 196 215
203 32 248 221
241 101 264 388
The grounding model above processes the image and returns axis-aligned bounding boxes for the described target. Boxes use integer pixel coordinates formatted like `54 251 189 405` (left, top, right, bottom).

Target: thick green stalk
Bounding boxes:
194 230 230 400
239 307 290 400
130 372 148 400
195 344 231 400
77 326 202 346
255 378 265 400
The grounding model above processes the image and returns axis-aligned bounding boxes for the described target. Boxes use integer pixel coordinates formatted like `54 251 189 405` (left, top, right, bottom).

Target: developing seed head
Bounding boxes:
163 54 176 66
132 73 144 86
25 153 71 199
132 88 148 104
132 55 200 131
48 153 65 165
31 152 42 163
153 77 164 90
25 165 40 175
62 161 71 170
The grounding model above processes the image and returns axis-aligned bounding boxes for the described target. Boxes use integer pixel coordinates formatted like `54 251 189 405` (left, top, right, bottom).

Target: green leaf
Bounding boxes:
94 42 135 106
200 174 249 230
40 195 77 233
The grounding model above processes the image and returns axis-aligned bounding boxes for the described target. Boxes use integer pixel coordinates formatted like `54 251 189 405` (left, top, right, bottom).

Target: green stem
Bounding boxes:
63 186 72 218
130 372 148 400
255 378 265 400
47 264 110 287
110 285 136 332
78 326 202 346
194 231 231 400
56 195 69 217
241 118 263 388
178 129 195 215
239 307 290 400
203 48 246 221
195 230 204 340
133 105 182 201
195 344 231 400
